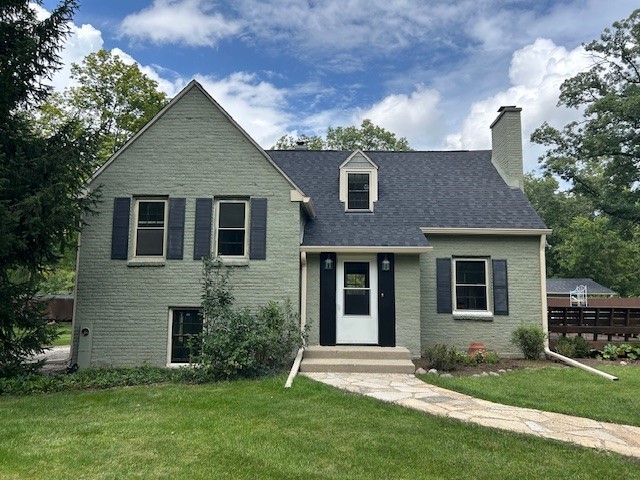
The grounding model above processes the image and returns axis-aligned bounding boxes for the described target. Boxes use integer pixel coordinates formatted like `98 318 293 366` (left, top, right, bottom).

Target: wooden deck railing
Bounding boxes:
548 306 640 342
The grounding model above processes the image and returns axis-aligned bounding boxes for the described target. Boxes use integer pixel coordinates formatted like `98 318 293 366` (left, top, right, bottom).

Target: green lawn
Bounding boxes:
420 365 640 426
48 322 72 347
0 376 638 479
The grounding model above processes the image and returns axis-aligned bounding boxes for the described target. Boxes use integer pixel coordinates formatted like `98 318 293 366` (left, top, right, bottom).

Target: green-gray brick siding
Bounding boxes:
73 87 301 367
421 235 543 357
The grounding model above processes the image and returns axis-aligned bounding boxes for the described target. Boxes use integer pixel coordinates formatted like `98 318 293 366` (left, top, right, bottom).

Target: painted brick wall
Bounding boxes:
305 254 320 346
73 86 301 367
420 235 543 357
491 109 524 191
394 254 421 356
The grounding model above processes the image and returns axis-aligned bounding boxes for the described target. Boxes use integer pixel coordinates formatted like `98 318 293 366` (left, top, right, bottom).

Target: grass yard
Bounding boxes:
48 322 72 347
0 376 638 479
420 365 640 426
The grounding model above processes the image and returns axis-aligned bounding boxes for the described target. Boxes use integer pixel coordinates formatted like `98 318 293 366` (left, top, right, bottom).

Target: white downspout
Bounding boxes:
285 251 307 388
539 234 618 381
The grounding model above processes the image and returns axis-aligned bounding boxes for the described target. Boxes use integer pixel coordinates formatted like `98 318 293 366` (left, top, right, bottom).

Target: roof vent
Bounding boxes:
294 140 308 150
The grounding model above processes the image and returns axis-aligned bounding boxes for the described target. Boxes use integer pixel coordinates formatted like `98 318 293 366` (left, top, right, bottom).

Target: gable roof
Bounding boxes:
269 149 548 247
546 278 616 296
86 80 307 199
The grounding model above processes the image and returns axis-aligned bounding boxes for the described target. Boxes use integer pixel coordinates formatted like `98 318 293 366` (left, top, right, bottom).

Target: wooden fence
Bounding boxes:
548 306 640 343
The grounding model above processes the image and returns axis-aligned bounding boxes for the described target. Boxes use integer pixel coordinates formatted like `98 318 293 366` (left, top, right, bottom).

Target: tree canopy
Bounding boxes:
0 0 98 376
272 119 411 151
532 9 640 223
36 49 169 163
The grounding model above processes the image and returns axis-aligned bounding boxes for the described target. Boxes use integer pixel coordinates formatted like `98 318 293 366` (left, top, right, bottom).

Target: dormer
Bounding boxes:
339 150 378 212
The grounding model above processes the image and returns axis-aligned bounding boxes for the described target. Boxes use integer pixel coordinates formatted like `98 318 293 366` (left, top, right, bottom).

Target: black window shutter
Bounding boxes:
319 252 337 345
111 197 131 260
436 258 452 313
167 198 186 260
193 198 212 260
378 253 396 347
249 198 267 260
492 259 509 315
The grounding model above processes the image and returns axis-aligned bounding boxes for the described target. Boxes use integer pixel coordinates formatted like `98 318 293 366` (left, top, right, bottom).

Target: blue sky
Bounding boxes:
40 0 635 170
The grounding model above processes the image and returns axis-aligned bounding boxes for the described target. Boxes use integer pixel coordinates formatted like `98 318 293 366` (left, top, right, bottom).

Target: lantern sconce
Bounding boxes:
324 257 334 270
381 256 390 272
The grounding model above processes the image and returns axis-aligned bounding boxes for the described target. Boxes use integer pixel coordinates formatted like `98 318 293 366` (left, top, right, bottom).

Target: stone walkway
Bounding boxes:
303 372 640 459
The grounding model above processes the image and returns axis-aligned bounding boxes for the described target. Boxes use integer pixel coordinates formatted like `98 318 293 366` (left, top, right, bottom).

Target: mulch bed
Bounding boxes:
413 357 639 377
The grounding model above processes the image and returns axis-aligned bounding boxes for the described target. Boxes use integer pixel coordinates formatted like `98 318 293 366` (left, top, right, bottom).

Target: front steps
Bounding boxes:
300 346 416 374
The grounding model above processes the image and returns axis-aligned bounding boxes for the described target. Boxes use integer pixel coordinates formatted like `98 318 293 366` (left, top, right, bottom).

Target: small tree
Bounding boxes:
196 258 304 379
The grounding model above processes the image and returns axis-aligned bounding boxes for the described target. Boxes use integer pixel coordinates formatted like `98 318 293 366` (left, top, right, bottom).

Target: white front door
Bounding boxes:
336 255 378 344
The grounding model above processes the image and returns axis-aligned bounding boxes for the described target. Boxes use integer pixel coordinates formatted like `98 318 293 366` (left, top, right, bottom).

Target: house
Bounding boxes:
71 80 550 369
546 278 616 300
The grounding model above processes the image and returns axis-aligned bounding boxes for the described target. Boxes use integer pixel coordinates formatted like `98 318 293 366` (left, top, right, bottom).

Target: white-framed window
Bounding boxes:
133 198 168 258
168 308 203 364
216 200 249 257
453 259 489 311
347 172 371 210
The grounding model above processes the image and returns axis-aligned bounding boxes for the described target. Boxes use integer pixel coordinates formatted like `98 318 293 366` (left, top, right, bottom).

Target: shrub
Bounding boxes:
422 344 458 371
455 350 500 366
196 257 305 380
554 337 576 358
599 343 640 360
511 324 545 360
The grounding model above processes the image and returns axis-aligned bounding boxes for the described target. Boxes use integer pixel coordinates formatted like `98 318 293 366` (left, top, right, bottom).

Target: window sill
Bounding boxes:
345 209 374 214
127 258 166 267
218 257 250 267
453 310 494 321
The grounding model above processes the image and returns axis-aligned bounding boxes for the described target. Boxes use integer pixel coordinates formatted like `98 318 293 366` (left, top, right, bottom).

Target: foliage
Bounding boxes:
0 0 99 377
422 344 458 371
35 49 169 163
326 119 411 151
0 365 220 396
271 119 412 151
272 133 324 150
553 216 640 297
511 324 545 360
598 343 640 360
531 9 640 223
197 258 304 379
457 349 500 366
554 336 591 358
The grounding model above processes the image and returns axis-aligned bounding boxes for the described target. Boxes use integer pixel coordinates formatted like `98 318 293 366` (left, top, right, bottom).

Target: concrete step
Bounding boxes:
300 357 416 374
304 346 412 361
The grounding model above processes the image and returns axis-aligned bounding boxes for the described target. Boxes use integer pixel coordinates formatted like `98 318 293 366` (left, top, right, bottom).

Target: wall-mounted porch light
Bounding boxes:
381 256 390 272
324 257 334 270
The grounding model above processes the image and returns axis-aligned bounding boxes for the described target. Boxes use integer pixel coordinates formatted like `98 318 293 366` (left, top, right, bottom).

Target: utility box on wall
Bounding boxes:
77 325 92 369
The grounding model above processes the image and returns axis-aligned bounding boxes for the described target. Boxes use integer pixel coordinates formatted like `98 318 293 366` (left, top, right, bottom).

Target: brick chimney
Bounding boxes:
490 106 523 191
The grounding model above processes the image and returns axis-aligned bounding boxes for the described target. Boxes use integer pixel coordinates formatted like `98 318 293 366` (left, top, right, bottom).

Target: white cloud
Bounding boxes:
353 86 444 149
195 73 292 147
445 38 592 170
110 48 185 97
119 0 241 47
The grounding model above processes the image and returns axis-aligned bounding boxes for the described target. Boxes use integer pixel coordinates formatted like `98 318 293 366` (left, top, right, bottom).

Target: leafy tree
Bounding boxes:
271 119 411 151
326 119 411 151
36 49 169 163
0 0 98 376
554 217 640 297
524 174 593 276
272 133 324 150
532 9 640 222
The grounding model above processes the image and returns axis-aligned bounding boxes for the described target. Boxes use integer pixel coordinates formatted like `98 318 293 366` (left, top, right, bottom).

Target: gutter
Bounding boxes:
285 251 308 388
538 234 618 381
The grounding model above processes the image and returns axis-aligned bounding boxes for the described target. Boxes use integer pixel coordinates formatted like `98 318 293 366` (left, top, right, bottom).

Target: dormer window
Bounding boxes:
339 150 378 212
348 173 370 210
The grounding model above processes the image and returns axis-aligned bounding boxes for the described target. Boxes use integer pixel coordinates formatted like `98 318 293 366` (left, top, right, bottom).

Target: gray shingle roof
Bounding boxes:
546 278 616 296
269 150 547 247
